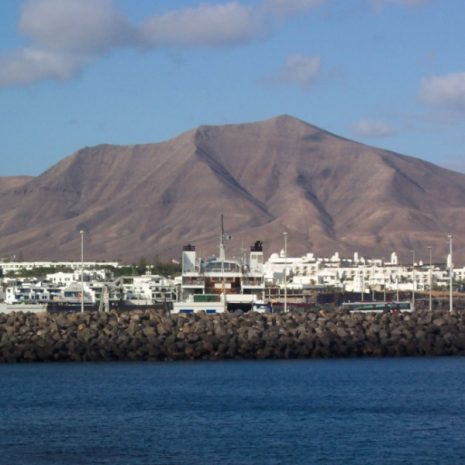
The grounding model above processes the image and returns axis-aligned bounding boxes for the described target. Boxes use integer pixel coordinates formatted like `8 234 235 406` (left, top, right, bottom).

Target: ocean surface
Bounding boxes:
1 358 465 465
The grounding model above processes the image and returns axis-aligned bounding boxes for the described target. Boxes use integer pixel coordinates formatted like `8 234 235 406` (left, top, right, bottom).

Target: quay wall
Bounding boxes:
1 310 465 362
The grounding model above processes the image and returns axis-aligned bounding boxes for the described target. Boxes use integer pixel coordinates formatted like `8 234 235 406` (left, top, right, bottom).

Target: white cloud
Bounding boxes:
0 0 132 84
140 3 258 47
272 54 321 89
419 72 465 111
0 48 86 85
351 119 394 138
261 0 325 17
0 0 325 86
19 0 134 53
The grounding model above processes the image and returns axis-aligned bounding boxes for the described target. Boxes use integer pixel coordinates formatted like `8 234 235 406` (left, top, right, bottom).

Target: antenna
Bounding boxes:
219 214 225 261
220 214 225 300
240 236 246 266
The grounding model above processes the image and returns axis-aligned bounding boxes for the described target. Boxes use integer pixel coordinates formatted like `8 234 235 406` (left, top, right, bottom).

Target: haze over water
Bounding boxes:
1 358 465 465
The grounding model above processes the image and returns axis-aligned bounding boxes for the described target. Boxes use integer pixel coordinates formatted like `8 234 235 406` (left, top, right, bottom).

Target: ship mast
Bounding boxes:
220 215 226 301
219 214 226 261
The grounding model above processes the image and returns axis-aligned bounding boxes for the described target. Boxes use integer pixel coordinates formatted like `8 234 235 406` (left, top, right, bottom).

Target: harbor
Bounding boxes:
0 233 463 315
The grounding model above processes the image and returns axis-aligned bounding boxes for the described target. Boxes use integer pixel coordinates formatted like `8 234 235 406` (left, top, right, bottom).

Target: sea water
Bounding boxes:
1 358 465 465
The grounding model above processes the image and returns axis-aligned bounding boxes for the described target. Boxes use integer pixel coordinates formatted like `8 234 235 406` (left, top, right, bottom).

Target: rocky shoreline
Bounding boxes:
1 309 465 363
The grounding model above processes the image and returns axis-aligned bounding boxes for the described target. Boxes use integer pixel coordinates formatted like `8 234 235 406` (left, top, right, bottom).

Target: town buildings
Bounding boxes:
0 249 462 307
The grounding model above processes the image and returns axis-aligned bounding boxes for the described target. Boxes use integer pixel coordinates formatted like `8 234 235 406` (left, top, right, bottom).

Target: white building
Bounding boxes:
263 250 454 294
115 273 177 304
0 261 118 274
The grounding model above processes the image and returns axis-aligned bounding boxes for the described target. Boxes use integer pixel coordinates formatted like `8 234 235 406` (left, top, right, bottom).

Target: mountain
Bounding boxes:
0 176 32 192
0 114 464 264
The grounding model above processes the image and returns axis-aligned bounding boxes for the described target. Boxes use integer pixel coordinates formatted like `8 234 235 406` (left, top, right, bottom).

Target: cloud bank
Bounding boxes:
0 0 325 86
350 119 394 138
0 48 86 85
419 72 465 112
140 3 258 47
271 54 322 89
19 0 134 53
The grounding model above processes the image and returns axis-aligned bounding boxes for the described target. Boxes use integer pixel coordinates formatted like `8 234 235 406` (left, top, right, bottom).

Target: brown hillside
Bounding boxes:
0 115 464 264
0 176 33 192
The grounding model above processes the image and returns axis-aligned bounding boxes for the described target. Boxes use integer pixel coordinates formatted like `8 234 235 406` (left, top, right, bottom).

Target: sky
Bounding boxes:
1 0 465 176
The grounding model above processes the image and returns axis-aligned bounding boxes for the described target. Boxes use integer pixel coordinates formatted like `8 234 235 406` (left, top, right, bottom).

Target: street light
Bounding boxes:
427 246 432 312
448 234 453 313
383 268 386 302
283 232 288 313
80 230 84 313
411 250 415 308
361 266 365 302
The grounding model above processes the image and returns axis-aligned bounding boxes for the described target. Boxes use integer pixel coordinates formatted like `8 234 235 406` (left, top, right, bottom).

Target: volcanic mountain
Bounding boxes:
1 115 464 263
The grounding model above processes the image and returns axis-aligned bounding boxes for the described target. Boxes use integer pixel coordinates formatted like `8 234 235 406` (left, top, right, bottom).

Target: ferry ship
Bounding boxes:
172 219 271 314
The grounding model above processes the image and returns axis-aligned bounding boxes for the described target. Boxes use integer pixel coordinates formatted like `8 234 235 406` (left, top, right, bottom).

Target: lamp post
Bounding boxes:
427 246 432 312
283 232 288 313
411 250 415 308
448 234 453 313
371 262 375 301
361 266 365 302
383 268 386 302
80 230 84 313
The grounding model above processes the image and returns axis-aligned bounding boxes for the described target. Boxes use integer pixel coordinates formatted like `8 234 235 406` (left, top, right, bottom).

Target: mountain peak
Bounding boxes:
191 114 327 145
267 114 307 124
1 115 465 262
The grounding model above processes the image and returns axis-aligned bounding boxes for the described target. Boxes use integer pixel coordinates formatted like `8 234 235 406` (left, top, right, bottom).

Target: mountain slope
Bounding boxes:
0 115 464 263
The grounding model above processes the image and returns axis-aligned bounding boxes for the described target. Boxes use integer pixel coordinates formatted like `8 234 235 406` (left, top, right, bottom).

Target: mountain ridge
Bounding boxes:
0 114 464 263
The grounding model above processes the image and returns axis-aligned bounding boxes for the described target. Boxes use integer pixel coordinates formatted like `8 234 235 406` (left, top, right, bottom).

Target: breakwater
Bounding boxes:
1 310 465 362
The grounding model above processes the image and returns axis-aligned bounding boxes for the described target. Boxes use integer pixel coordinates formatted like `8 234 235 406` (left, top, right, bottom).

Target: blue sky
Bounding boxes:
1 0 465 176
